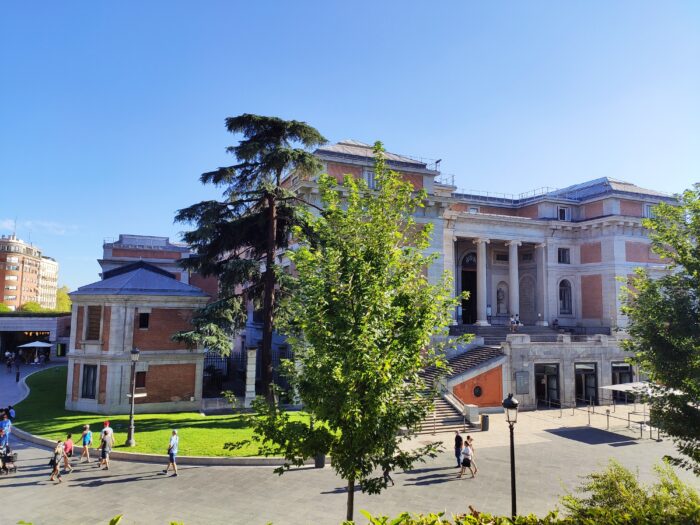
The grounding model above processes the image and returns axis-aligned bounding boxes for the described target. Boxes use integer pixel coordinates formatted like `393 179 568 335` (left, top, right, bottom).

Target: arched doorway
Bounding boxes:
461 252 477 324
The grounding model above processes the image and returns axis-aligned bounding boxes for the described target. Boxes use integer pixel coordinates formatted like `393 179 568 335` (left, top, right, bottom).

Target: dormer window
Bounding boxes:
558 206 571 221
468 206 479 214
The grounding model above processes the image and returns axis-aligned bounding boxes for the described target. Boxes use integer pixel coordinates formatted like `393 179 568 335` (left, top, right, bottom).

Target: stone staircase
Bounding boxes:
449 324 558 346
418 395 471 435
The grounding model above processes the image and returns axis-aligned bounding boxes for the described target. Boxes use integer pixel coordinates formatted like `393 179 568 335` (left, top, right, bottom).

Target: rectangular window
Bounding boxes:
81 365 97 399
85 305 102 341
3 295 17 301
138 312 150 329
468 206 479 214
4 285 17 290
5 275 17 281
558 248 571 264
644 203 655 218
135 371 147 388
521 252 533 262
363 169 376 189
557 206 571 221
494 252 509 263
6 256 18 263
6 265 19 271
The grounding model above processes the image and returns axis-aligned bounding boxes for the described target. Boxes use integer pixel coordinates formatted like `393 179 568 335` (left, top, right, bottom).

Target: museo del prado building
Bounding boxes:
64 140 675 423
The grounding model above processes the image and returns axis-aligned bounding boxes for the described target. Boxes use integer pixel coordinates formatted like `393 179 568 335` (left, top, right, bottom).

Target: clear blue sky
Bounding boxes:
1 1 698 291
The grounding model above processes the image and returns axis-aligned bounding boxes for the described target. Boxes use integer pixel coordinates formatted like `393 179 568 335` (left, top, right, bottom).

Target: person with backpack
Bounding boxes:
80 424 93 463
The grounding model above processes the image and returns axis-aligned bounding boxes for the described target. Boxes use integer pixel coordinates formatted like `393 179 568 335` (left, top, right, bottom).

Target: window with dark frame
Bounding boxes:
557 248 571 264
81 365 97 399
138 312 150 329
135 371 147 388
85 306 102 340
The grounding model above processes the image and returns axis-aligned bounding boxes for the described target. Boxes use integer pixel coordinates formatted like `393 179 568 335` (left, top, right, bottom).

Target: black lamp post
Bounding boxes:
125 347 140 447
502 393 519 520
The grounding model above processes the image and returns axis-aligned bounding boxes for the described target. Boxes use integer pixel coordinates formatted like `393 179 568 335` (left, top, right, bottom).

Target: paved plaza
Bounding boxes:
2 402 698 525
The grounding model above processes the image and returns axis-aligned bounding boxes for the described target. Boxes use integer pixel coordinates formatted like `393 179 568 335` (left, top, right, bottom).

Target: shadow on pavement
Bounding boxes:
545 427 637 446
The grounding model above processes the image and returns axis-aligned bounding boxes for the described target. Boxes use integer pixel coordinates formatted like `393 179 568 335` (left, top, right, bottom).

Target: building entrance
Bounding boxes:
575 363 598 405
535 364 560 407
461 252 477 324
611 362 634 402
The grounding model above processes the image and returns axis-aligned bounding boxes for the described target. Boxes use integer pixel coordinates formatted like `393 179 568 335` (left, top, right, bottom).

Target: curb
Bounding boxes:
12 366 324 467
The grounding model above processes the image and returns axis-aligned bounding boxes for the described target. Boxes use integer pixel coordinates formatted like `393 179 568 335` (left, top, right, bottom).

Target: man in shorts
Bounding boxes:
164 429 179 477
99 421 114 470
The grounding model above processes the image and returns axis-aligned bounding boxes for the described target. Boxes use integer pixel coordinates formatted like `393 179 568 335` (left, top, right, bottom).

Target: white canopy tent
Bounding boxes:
17 341 53 363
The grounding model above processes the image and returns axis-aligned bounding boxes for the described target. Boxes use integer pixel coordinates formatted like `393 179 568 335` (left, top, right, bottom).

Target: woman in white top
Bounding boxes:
457 439 477 478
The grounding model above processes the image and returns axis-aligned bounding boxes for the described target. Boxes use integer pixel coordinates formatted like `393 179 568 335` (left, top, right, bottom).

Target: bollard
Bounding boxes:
587 405 591 426
606 409 610 430
639 421 643 438
590 397 595 414
628 412 631 429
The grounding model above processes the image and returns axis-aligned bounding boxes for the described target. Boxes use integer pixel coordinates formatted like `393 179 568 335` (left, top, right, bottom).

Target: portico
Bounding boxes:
452 235 546 326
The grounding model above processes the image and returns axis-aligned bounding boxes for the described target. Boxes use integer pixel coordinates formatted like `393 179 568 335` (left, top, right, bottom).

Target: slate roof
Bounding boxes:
315 140 431 170
71 261 208 298
545 177 672 202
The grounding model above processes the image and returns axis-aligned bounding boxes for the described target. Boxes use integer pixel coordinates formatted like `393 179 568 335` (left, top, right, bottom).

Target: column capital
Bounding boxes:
505 240 522 247
473 238 491 245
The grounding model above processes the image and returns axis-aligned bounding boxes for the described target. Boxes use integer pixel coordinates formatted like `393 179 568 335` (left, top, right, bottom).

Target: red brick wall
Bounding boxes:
326 161 362 183
582 201 604 219
581 274 603 319
98 365 107 404
401 172 424 190
620 200 643 217
136 364 196 404
479 206 517 216
517 204 540 218
452 366 503 407
75 306 84 349
112 248 182 260
72 363 80 401
132 308 193 350
102 306 111 351
625 241 652 263
189 273 218 300
580 242 602 264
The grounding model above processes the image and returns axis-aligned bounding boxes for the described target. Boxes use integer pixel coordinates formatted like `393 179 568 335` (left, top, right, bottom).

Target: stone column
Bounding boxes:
536 243 549 326
506 241 521 316
244 347 257 408
474 238 490 326
443 225 457 323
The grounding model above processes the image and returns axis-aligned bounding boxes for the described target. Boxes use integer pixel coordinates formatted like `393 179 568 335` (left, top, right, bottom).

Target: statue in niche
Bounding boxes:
497 287 506 314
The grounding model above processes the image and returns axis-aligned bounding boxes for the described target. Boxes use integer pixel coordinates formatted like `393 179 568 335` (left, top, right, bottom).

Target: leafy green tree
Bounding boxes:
19 301 44 312
249 144 461 522
0 303 11 313
622 184 700 474
175 114 326 402
55 286 71 312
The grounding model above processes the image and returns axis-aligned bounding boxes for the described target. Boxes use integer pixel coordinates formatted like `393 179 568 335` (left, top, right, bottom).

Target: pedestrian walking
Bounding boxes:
80 424 93 463
98 421 114 470
382 466 395 486
0 412 12 437
163 429 179 476
509 314 516 333
457 439 476 479
454 430 463 468
63 433 74 473
515 314 521 331
49 441 65 483
466 435 478 475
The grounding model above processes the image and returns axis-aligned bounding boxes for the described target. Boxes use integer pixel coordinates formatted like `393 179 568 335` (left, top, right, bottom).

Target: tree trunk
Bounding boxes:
346 477 355 522
261 190 276 405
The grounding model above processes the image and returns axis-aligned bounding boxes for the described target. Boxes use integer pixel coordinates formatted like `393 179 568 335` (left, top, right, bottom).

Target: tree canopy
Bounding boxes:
622 184 700 474
175 114 326 400
248 143 461 521
55 286 71 312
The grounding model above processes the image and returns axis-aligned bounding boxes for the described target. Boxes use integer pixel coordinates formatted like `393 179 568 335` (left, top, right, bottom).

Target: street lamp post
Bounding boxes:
125 347 140 447
502 393 519 520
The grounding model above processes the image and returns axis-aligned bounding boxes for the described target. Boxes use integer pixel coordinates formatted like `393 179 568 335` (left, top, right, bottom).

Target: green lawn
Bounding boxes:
15 366 305 457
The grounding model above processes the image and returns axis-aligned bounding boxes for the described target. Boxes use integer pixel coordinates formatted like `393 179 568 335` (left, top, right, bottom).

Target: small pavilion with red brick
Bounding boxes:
65 261 209 414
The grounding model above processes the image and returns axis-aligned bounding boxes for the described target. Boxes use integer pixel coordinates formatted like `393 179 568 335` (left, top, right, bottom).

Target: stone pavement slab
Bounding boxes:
2 410 698 525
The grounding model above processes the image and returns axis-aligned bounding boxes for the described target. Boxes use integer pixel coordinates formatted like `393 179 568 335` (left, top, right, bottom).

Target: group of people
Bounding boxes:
509 314 521 333
47 422 179 483
0 406 15 473
454 430 478 479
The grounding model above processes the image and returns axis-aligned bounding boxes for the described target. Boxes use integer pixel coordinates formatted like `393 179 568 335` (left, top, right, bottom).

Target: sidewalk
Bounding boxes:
0 361 62 407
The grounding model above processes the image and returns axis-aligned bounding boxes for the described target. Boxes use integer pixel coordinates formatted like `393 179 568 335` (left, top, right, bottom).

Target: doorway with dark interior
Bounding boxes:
461 252 477 324
535 363 560 408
